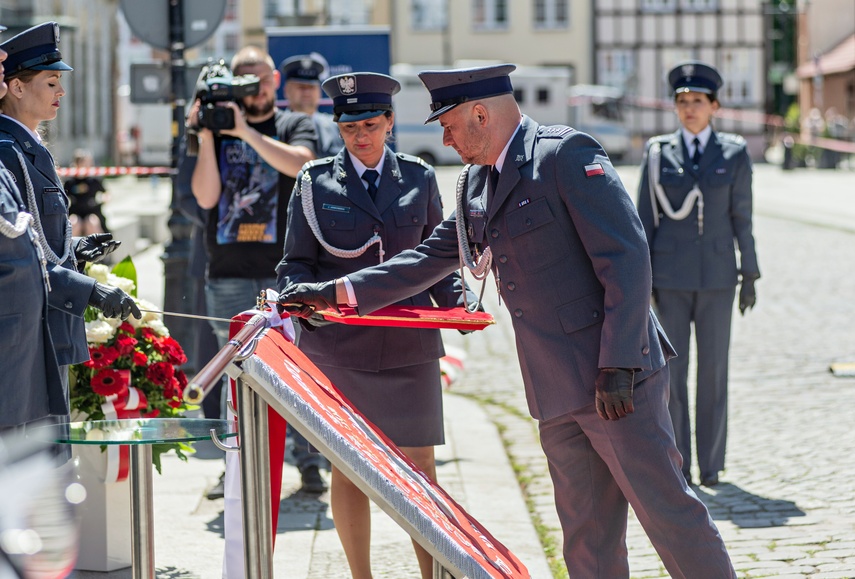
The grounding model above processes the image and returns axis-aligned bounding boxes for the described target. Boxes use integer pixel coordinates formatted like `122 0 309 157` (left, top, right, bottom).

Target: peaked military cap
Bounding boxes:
1 22 73 76
668 61 722 96
280 52 329 84
418 63 516 123
321 72 400 123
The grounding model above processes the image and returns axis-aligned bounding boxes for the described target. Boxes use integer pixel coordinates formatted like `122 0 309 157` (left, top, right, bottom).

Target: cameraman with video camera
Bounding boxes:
186 46 316 502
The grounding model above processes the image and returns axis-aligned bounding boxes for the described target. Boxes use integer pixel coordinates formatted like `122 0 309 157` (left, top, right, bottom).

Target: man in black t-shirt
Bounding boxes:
188 46 320 499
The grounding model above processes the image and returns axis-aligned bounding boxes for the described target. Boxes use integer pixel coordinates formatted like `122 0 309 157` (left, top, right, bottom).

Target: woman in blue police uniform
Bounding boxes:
0 24 65 430
0 23 139 397
276 72 472 579
636 61 760 487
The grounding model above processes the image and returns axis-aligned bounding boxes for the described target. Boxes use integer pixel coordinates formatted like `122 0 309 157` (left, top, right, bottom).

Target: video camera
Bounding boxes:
186 58 261 155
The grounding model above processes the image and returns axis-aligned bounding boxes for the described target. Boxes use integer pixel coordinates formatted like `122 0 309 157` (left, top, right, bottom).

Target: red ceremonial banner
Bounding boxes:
314 305 495 330
240 328 529 579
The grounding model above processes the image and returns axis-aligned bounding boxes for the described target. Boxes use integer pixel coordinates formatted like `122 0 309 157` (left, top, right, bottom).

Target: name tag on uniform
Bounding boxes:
43 187 62 193
715 168 727 174
469 209 485 219
322 203 350 213
518 198 530 207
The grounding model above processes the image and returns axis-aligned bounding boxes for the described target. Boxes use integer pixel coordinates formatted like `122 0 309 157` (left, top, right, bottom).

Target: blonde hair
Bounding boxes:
230 46 275 75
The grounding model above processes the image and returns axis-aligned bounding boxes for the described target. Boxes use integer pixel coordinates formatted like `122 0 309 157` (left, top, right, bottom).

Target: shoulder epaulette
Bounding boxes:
718 132 746 146
537 125 574 139
304 156 335 171
396 152 428 167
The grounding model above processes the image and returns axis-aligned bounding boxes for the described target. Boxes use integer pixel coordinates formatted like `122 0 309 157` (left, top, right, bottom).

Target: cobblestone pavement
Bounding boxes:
436 163 855 579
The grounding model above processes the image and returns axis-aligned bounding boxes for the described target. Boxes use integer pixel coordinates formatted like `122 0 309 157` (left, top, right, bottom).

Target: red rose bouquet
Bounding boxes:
69 257 196 473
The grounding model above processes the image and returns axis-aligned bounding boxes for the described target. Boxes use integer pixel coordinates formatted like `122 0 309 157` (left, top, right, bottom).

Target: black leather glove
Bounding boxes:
88 282 142 320
739 277 757 316
595 368 635 421
278 281 339 318
74 233 121 264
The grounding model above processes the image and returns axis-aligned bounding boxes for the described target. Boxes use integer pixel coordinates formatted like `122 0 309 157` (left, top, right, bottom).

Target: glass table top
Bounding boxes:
35 418 237 445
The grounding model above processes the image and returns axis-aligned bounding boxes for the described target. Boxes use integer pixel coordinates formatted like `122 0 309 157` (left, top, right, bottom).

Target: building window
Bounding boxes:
641 0 676 12
412 0 447 30
534 0 568 29
537 88 550 104
514 88 525 104
473 0 508 30
679 0 718 11
597 49 635 90
720 49 755 105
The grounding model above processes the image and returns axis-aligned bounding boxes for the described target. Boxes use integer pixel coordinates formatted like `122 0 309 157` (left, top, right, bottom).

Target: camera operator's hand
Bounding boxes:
218 101 251 140
185 99 202 130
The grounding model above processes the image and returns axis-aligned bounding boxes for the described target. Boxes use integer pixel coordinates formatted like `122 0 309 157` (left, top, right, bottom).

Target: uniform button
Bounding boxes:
507 282 516 291
514 309 523 318
491 229 499 239
65 301 73 309
525 218 532 226
592 310 599 318
499 255 508 264
330 220 336 227
642 346 650 355
411 216 419 223
374 250 380 257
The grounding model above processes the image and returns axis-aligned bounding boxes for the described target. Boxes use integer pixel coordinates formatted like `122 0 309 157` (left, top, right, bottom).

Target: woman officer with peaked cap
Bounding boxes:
276 71 474 579
636 60 760 488
0 22 139 402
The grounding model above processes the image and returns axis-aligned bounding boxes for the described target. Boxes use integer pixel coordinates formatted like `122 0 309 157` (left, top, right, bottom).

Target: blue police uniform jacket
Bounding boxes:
0 167 66 426
0 117 94 366
636 129 760 290
346 116 674 421
277 146 472 372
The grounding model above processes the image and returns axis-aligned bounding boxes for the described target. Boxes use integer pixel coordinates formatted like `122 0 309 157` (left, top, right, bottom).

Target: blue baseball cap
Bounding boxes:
418 64 516 124
321 72 400 123
1 22 73 76
668 61 722 96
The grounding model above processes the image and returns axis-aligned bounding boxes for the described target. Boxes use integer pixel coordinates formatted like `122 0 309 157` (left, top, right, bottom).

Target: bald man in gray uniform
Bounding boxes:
281 64 737 578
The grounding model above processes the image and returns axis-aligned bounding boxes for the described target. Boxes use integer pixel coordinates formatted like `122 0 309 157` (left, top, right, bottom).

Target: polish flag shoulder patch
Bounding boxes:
585 163 605 177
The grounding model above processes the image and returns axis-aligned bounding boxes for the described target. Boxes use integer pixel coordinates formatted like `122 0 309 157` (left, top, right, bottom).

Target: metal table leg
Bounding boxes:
129 444 155 579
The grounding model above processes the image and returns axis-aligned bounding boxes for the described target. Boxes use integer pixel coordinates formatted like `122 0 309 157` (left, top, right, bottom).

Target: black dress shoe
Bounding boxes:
701 473 719 487
300 465 328 494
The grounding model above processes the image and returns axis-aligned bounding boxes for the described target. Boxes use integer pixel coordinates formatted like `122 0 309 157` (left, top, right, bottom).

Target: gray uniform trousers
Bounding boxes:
655 287 734 479
540 366 734 579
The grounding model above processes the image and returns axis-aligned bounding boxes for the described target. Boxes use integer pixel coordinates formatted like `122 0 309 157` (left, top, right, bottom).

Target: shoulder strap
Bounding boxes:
647 141 703 231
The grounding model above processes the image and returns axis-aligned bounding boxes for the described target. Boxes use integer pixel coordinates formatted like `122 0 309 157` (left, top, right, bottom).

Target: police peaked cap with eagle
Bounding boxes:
668 61 723 96
321 72 401 123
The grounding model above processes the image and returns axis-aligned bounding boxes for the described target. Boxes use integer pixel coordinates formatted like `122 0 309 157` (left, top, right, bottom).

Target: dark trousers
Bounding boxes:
655 287 734 479
538 368 735 579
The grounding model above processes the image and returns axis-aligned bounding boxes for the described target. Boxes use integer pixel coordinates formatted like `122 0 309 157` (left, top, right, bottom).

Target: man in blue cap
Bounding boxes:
637 60 759 490
280 52 343 158
280 63 737 578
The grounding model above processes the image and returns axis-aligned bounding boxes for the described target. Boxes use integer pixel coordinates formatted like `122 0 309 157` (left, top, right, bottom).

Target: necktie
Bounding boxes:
692 137 702 165
362 169 379 200
490 166 500 195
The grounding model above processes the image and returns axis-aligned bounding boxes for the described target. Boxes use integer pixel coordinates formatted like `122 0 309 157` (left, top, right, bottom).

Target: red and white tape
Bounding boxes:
56 166 173 178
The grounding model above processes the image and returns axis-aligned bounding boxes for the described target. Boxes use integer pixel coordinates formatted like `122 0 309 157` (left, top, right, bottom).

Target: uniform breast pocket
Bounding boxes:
504 198 566 272
319 210 356 232
705 167 734 188
392 203 426 229
41 187 66 215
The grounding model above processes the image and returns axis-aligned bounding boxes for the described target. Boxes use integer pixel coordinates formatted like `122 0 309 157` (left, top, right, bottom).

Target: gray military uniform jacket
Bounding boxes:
0 118 94 366
347 116 673 420
636 129 759 289
0 168 66 426
277 147 472 372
